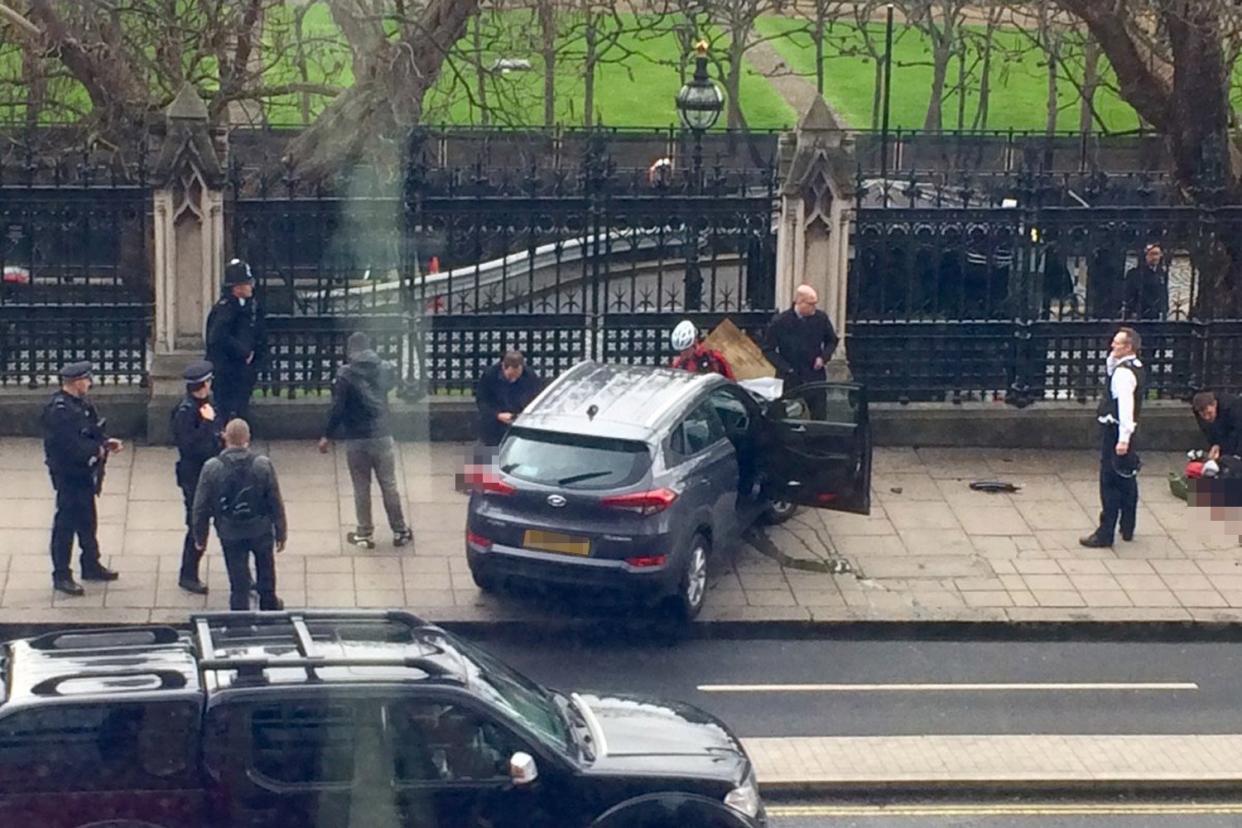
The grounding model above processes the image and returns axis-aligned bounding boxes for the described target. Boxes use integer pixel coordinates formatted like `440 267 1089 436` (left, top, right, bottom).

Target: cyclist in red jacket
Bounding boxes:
669 320 736 380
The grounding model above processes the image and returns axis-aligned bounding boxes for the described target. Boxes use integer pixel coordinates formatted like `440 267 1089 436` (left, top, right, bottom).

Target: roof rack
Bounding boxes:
27 625 183 651
190 610 447 685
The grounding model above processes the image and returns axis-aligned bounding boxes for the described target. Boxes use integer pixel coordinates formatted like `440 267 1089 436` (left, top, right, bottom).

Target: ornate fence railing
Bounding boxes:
0 304 151 388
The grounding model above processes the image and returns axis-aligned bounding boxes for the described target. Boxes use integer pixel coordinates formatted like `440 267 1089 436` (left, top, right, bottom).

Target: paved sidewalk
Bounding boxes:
0 438 1239 626
747 734 1242 789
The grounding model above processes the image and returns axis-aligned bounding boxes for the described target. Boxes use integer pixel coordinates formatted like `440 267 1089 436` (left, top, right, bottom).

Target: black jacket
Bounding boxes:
475 363 544 446
1197 395 1242 457
41 390 107 488
192 447 288 544
763 307 839 383
323 350 396 440
205 295 268 380
171 394 223 486
1121 264 1168 320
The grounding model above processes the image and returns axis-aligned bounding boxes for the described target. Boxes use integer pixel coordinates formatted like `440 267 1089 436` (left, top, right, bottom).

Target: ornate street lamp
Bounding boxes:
676 40 725 134
675 40 724 312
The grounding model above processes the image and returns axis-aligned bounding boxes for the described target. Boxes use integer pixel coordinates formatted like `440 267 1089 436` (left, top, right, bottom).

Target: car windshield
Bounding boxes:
448 634 574 755
499 428 650 490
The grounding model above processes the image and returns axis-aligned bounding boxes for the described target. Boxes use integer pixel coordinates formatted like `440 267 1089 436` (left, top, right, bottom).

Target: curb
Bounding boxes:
758 779 1242 798
8 616 1242 643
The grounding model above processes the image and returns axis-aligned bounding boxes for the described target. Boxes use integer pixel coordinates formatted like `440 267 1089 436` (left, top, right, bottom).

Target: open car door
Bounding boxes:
760 381 871 515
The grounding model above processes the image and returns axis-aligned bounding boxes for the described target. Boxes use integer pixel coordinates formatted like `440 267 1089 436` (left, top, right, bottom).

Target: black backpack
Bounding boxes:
217 456 264 523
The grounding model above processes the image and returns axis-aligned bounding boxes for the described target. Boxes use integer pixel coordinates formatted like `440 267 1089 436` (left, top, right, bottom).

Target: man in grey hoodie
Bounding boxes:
318 332 412 549
192 418 287 610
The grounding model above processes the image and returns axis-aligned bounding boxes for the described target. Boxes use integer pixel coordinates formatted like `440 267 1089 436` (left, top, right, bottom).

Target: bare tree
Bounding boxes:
898 0 971 132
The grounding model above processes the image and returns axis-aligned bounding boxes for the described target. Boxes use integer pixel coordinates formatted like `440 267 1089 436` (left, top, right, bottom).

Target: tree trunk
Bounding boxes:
814 7 825 94
727 41 745 130
283 0 481 183
293 5 312 125
923 39 950 132
1079 34 1099 133
539 0 557 128
956 43 967 130
1045 41 1059 135
871 56 883 129
583 11 597 127
472 13 489 126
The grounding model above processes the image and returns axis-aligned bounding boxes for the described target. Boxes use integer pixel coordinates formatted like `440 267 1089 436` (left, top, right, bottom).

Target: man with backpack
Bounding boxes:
318 332 412 549
192 418 287 610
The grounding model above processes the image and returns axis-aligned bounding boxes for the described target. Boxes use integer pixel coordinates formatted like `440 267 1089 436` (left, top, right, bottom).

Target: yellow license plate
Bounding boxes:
523 530 591 556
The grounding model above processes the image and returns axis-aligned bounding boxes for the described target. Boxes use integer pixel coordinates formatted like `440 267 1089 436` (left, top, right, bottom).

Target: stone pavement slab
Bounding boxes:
746 734 1242 789
0 440 1239 626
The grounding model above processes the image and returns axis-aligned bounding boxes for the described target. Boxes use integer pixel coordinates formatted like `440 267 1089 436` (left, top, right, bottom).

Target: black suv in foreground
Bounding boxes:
0 611 762 828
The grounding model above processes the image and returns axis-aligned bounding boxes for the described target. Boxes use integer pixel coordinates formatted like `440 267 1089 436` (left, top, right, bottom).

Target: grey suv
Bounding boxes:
466 362 873 619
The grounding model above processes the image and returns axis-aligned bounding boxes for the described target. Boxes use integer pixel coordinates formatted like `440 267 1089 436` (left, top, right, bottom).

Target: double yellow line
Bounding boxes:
768 801 1242 817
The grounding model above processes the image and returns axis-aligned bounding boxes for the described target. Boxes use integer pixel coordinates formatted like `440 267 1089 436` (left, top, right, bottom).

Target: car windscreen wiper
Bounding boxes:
556 470 613 485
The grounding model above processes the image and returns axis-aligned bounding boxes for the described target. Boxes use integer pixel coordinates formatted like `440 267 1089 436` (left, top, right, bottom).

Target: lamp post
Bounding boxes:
675 40 725 311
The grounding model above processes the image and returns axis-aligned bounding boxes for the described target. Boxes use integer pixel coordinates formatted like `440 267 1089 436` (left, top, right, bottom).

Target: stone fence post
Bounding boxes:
775 97 857 379
146 84 228 442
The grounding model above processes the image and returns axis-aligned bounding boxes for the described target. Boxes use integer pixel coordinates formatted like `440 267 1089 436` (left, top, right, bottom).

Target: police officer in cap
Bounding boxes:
206 258 267 424
171 359 223 594
42 361 122 595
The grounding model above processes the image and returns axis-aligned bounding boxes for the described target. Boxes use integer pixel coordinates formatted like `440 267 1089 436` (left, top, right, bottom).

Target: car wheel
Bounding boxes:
673 533 710 622
470 565 498 593
764 498 798 524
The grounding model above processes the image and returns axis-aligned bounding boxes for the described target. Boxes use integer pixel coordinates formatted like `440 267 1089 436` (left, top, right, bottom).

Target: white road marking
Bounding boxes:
697 681 1199 692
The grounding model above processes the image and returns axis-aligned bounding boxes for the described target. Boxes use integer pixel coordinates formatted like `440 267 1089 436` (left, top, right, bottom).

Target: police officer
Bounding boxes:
171 360 223 594
42 361 122 595
1081 327 1145 548
205 258 267 424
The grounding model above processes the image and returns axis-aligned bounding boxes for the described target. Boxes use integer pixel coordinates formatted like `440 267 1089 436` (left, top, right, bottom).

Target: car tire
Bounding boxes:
470 565 498 593
672 533 710 623
763 498 798 524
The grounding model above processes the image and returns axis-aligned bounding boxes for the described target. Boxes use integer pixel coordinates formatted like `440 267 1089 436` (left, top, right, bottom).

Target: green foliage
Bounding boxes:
756 17 1142 132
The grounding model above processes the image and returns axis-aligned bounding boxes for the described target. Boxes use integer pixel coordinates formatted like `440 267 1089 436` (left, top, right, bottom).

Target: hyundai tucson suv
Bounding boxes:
0 610 764 828
466 361 873 619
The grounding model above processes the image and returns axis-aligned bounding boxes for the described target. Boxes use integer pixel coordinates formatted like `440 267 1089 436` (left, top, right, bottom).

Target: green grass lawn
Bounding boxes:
756 16 1142 133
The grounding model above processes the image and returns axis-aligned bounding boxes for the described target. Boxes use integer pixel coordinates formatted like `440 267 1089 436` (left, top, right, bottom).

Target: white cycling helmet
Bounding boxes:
670 319 698 351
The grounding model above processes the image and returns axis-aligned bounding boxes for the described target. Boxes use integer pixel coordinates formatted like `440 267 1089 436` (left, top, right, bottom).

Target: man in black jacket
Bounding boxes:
42 361 123 595
764 284 839 416
205 258 268 424
475 350 544 447
1193 391 1242 461
170 360 223 594
1121 243 1169 320
319 332 411 549
192 418 286 611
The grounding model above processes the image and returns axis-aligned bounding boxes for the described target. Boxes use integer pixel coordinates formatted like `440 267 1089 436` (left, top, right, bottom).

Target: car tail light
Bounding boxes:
625 555 667 568
466 529 493 550
463 466 516 496
600 488 678 516
815 492 838 504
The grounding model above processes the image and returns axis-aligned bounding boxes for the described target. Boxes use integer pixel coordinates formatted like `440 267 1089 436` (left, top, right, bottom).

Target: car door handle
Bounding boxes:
788 424 807 433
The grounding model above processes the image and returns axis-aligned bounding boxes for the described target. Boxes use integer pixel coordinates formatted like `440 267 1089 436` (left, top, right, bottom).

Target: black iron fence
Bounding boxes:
258 314 414 399
0 304 151 388
848 190 1242 403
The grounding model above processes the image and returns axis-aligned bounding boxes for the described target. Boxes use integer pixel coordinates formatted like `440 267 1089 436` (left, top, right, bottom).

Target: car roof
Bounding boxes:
517 361 726 443
0 612 479 711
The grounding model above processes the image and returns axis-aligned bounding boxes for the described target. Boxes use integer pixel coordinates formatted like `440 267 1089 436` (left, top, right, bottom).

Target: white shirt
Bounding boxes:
1109 357 1141 443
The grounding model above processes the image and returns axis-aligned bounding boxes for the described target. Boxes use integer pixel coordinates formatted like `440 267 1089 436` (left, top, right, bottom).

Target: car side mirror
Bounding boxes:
509 751 538 786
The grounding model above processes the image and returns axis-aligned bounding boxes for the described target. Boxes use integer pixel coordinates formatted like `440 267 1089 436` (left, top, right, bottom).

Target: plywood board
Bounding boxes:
704 317 775 381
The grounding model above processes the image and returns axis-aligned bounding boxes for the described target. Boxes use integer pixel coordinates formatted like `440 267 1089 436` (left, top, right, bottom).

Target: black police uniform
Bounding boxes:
171 360 223 592
1089 356 1145 545
41 362 117 591
205 259 267 424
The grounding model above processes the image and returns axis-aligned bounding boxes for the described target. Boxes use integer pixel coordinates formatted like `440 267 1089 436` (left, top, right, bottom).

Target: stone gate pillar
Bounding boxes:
146 84 228 442
775 97 857 379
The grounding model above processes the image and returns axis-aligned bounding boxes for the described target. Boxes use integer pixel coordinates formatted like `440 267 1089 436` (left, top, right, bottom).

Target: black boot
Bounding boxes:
80 564 119 582
179 577 209 595
53 576 85 596
1078 533 1113 548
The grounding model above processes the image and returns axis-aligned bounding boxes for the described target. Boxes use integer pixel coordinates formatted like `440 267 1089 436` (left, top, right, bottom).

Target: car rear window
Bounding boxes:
499 428 650 490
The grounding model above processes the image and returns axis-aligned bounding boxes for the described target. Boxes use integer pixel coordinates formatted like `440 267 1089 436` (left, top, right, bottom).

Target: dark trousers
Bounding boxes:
178 476 204 582
1096 425 1139 542
220 534 279 611
214 374 255 425
50 481 101 579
